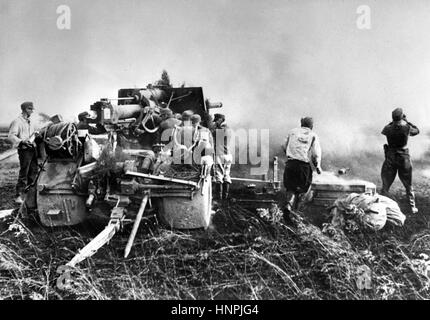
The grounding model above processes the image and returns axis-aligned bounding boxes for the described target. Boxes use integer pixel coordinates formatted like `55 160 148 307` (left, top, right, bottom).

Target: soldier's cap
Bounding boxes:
78 111 90 121
21 101 34 110
181 110 194 120
160 108 173 116
301 117 314 129
392 108 403 121
214 113 225 121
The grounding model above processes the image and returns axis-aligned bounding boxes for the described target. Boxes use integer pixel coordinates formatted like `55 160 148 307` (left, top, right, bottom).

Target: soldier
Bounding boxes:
282 117 322 218
191 114 213 144
169 110 195 164
176 110 194 143
381 108 419 214
191 114 202 129
77 111 106 135
191 114 214 155
159 108 181 144
181 110 194 126
212 113 232 200
191 114 214 175
8 102 39 204
191 114 202 143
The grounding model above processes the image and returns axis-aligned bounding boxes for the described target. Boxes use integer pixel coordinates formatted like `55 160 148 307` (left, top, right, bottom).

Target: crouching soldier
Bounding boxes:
381 108 419 214
282 117 322 220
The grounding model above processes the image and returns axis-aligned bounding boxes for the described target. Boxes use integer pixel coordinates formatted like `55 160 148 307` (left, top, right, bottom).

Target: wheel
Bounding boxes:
36 161 88 227
157 178 212 229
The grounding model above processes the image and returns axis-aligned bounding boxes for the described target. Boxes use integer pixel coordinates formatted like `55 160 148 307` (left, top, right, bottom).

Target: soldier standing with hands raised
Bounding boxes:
381 108 420 214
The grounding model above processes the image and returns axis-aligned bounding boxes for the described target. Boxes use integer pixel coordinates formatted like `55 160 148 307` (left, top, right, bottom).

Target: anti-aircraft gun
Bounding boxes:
21 82 222 286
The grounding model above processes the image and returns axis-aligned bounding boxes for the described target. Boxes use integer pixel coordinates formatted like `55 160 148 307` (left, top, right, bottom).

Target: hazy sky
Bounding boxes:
1 0 430 155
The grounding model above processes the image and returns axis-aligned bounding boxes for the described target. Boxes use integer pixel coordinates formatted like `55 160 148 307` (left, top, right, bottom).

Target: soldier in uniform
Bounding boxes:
191 114 214 157
190 114 214 176
181 110 194 126
77 111 106 135
169 110 194 164
158 108 181 144
212 113 232 200
8 102 39 204
282 117 322 218
381 108 419 214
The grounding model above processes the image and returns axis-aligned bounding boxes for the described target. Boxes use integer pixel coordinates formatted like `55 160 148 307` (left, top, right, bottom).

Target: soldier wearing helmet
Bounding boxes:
381 108 420 214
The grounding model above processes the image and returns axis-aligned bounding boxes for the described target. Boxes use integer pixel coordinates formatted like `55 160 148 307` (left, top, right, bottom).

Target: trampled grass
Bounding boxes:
1 148 430 300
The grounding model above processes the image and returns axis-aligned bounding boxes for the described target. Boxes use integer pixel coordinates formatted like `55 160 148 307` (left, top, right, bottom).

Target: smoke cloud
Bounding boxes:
1 0 429 163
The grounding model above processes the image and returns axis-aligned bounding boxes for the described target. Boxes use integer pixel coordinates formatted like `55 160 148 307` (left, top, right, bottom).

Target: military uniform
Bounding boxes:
190 114 214 160
212 114 232 200
76 111 106 136
381 109 419 213
159 108 181 144
283 117 322 214
8 102 38 203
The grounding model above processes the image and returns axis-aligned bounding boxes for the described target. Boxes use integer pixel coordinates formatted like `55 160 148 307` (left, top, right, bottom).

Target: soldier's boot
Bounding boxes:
407 189 418 214
283 192 297 224
222 182 230 200
295 193 305 212
286 192 296 211
18 200 30 221
214 183 223 201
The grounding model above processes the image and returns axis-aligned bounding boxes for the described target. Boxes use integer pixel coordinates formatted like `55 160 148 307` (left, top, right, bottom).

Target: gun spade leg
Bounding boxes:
124 194 149 258
67 222 120 268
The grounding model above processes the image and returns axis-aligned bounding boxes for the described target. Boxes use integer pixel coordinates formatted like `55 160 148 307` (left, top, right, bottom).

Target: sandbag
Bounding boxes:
331 193 387 231
360 201 387 231
375 194 406 227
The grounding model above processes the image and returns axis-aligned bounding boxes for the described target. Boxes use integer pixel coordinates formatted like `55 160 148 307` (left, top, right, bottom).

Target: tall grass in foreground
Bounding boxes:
1 198 429 300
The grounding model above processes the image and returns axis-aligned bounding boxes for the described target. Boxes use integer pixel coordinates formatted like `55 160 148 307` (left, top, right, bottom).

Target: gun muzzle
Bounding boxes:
206 102 223 109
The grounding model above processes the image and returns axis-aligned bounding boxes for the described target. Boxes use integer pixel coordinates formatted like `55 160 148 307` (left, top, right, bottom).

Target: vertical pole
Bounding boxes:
124 193 149 258
273 156 279 183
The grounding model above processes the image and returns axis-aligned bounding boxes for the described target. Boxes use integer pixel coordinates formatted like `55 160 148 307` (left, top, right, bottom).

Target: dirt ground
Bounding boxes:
1 143 430 300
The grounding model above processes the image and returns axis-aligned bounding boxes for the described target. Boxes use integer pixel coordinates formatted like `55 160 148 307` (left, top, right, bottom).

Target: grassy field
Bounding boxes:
1 140 430 300
0 129 12 154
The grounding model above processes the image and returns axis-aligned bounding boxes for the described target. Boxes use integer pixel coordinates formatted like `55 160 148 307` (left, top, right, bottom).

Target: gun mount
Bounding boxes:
17 80 221 286
89 86 221 127
16 79 280 289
